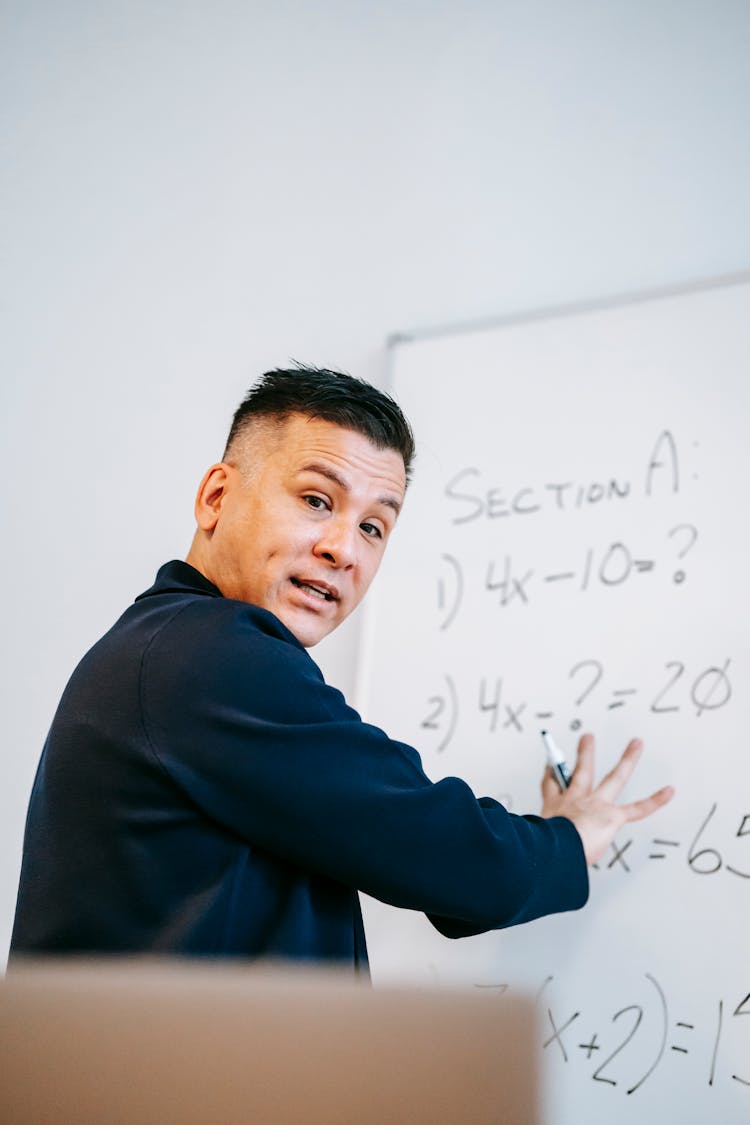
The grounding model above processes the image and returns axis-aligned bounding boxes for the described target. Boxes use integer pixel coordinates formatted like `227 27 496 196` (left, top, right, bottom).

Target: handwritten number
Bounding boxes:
592 1005 644 1087
687 803 722 875
650 662 684 713
421 695 444 730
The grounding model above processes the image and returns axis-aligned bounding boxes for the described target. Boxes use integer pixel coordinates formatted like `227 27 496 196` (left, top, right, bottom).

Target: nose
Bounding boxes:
313 517 357 569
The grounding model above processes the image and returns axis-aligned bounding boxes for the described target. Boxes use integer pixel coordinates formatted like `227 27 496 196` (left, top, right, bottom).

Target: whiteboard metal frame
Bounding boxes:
384 269 750 348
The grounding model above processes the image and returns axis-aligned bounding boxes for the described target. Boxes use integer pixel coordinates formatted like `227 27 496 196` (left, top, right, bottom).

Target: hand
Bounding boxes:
541 733 674 866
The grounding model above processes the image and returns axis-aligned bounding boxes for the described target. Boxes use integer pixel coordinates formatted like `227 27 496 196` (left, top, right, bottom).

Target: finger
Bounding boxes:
540 767 565 814
540 765 560 800
595 737 644 801
620 785 675 824
568 732 595 793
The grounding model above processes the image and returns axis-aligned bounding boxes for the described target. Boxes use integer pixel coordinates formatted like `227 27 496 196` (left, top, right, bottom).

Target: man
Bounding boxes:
11 367 673 970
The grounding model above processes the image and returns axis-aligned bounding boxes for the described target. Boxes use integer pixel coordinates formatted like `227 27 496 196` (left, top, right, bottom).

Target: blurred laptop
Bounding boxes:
1 959 538 1124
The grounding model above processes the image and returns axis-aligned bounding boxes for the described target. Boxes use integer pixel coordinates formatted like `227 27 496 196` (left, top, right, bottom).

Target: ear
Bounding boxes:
194 463 235 532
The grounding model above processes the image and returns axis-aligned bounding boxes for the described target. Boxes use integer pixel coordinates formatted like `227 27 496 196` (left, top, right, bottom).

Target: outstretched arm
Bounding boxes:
540 733 674 866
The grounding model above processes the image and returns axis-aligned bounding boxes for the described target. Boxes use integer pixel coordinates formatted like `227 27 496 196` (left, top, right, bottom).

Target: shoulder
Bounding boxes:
139 593 353 726
146 592 310 658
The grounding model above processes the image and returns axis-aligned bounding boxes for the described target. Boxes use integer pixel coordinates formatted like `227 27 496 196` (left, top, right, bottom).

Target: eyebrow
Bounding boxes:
296 462 403 516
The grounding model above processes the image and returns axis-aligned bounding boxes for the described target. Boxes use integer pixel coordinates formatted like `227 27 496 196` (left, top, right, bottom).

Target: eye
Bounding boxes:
303 495 329 511
360 521 383 539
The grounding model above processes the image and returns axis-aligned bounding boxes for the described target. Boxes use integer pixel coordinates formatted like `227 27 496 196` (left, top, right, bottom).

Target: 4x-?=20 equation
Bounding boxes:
420 657 732 753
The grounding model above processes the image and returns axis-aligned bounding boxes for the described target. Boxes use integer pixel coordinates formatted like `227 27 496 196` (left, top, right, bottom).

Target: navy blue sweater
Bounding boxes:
11 561 588 969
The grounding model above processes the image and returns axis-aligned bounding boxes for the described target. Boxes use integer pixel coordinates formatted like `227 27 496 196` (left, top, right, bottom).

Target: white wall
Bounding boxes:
2 0 749 962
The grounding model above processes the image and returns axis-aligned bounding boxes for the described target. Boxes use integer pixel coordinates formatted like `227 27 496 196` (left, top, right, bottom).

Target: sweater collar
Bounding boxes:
135 560 222 602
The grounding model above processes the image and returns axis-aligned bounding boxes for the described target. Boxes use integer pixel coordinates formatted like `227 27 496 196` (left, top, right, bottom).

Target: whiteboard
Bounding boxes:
358 276 750 1125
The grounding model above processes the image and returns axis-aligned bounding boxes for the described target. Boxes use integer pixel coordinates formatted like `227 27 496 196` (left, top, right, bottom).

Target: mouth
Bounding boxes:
290 577 340 603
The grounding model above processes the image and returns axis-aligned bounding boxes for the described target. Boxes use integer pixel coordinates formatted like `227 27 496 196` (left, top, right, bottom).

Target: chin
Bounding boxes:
295 629 329 649
280 612 335 649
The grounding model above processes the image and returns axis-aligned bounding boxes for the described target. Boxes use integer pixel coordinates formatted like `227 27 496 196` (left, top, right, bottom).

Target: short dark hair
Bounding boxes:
224 365 415 481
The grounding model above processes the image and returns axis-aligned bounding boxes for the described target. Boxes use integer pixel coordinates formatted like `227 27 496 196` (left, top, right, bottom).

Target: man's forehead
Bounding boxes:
277 415 407 494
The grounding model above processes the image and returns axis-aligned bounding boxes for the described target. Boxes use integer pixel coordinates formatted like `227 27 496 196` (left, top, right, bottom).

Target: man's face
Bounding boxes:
200 414 407 647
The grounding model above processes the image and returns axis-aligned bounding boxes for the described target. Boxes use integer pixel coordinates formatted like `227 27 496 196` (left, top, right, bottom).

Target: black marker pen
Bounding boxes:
541 729 572 790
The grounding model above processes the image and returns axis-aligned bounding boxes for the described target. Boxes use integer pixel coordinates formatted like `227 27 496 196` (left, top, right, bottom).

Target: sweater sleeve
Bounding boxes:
140 599 588 933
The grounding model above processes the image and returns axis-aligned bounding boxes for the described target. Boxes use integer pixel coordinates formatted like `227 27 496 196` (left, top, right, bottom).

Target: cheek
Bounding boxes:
357 550 384 592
